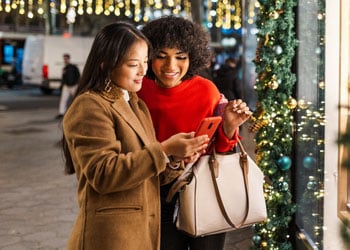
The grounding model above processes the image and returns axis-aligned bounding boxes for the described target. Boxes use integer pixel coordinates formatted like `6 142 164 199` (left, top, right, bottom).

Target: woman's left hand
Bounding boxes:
222 99 252 139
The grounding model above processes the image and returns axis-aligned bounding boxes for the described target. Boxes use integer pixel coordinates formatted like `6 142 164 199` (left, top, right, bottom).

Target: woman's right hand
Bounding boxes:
161 132 209 160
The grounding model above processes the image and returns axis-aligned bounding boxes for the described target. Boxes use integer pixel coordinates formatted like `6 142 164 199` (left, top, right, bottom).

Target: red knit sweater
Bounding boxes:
138 76 238 152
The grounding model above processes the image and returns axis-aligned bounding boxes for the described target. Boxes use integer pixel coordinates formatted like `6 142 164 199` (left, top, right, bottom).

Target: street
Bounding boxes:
0 87 77 249
0 87 254 250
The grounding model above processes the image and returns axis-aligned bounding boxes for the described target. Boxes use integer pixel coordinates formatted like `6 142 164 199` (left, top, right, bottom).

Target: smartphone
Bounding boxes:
195 116 222 141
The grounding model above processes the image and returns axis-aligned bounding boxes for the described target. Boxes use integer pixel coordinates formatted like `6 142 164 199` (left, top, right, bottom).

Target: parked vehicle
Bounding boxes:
22 35 93 94
0 32 27 88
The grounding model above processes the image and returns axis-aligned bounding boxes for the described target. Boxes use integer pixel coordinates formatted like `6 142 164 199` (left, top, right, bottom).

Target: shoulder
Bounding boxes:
65 92 112 125
189 76 220 93
141 77 155 89
70 92 106 111
68 63 79 70
139 77 155 98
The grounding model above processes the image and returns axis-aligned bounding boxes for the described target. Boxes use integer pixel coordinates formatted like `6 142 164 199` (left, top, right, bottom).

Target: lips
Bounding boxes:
163 72 179 78
134 79 143 84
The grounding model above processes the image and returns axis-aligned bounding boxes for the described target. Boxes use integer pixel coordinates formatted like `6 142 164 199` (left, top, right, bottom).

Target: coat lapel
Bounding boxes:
112 98 151 145
98 83 154 145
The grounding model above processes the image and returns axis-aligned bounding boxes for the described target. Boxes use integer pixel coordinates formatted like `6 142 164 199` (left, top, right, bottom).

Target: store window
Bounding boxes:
294 0 325 249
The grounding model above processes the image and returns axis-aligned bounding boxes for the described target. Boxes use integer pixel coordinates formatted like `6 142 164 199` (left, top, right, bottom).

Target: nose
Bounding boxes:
138 63 147 76
164 57 176 70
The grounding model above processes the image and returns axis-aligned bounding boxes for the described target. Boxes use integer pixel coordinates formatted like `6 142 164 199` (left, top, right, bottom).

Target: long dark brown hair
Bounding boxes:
62 21 151 175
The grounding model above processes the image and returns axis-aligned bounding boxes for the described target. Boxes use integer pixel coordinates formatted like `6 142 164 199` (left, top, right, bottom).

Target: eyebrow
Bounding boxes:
126 57 148 62
158 50 186 55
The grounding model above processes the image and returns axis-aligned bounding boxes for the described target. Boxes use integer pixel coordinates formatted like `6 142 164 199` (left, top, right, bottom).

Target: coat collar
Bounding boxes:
98 84 151 145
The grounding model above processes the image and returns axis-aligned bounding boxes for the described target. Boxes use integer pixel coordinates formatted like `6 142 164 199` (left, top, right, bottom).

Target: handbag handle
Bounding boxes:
208 139 250 228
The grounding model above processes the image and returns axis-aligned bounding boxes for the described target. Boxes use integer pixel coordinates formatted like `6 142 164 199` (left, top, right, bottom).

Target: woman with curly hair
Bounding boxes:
138 16 252 250
62 21 209 250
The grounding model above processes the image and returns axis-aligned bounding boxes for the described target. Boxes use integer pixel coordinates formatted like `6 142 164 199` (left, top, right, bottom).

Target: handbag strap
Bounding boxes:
208 139 250 228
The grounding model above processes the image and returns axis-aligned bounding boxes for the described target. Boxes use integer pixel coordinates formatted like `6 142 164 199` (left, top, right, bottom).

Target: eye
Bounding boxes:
176 56 188 60
156 55 165 59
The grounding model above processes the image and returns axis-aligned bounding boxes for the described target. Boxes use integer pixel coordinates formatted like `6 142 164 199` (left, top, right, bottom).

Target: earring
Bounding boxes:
104 79 112 93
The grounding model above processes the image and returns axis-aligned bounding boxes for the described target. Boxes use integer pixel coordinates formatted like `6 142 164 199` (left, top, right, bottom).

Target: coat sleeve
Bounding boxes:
63 94 167 194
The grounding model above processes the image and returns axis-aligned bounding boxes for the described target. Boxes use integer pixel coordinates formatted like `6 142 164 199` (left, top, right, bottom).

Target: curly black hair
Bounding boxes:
141 15 211 80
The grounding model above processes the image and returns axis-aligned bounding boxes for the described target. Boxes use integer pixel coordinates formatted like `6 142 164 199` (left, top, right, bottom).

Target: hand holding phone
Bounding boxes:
195 116 222 141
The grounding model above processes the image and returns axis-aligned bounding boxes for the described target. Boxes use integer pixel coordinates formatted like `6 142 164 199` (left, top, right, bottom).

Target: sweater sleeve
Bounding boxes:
215 126 241 152
213 93 241 152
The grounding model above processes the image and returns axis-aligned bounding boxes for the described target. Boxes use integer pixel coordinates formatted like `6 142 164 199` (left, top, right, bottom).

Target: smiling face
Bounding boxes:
151 47 190 88
111 40 149 92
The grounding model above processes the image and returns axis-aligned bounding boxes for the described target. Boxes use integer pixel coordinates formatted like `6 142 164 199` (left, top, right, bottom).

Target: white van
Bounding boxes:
22 35 93 94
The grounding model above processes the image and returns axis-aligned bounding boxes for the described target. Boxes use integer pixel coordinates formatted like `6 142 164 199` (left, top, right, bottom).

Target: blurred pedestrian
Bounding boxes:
61 21 209 250
198 49 216 81
213 57 242 101
56 53 80 119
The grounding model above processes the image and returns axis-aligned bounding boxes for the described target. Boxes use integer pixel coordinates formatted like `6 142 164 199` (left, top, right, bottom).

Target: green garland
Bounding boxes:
251 0 298 249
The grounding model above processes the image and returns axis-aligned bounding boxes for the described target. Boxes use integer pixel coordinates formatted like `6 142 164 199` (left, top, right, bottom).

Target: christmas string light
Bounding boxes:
0 0 193 24
77 0 84 15
86 0 92 14
5 0 10 12
11 0 17 9
19 0 24 14
95 0 103 15
60 0 66 13
27 0 33 18
104 0 111 15
143 0 151 22
37 0 44 15
134 0 141 22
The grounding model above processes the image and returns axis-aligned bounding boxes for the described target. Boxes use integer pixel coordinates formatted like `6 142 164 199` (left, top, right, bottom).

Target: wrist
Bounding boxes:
168 155 181 169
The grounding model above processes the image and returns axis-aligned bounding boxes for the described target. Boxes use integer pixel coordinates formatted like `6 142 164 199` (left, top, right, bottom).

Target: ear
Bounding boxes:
100 62 104 70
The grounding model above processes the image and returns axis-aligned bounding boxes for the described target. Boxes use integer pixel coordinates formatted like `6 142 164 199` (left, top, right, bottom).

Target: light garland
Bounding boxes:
0 0 193 24
252 0 298 248
204 0 250 30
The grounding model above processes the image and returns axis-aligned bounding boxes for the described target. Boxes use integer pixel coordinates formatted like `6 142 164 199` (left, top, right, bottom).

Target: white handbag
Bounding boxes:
167 140 267 237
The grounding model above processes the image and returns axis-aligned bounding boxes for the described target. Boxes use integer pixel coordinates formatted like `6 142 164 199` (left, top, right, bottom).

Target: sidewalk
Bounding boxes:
0 108 255 250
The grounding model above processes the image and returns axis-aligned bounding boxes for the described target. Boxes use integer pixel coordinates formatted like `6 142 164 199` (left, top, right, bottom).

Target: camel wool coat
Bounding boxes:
63 86 167 250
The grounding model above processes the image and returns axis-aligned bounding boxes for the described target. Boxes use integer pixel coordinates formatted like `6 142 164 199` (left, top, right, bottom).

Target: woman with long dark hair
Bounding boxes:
62 21 209 250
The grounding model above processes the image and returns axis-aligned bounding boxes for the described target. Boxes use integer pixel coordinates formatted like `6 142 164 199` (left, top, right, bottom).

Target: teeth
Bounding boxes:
164 72 177 77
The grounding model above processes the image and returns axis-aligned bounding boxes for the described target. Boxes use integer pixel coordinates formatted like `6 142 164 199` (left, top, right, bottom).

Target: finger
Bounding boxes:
231 99 243 106
184 132 195 138
194 135 210 144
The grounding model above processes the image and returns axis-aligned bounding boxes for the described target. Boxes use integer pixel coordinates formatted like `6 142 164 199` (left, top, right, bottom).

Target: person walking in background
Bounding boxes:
56 53 80 119
61 21 209 250
198 49 216 81
213 57 242 101
138 16 252 250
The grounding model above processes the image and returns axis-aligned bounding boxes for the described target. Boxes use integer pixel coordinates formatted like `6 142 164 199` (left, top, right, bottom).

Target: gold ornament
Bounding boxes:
267 75 279 90
249 119 268 132
286 97 297 109
269 10 279 19
268 80 279 90
298 99 309 109
264 33 269 46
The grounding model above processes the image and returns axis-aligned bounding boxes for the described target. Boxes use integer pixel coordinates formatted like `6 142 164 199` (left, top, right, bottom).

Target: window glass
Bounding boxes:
294 0 325 248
